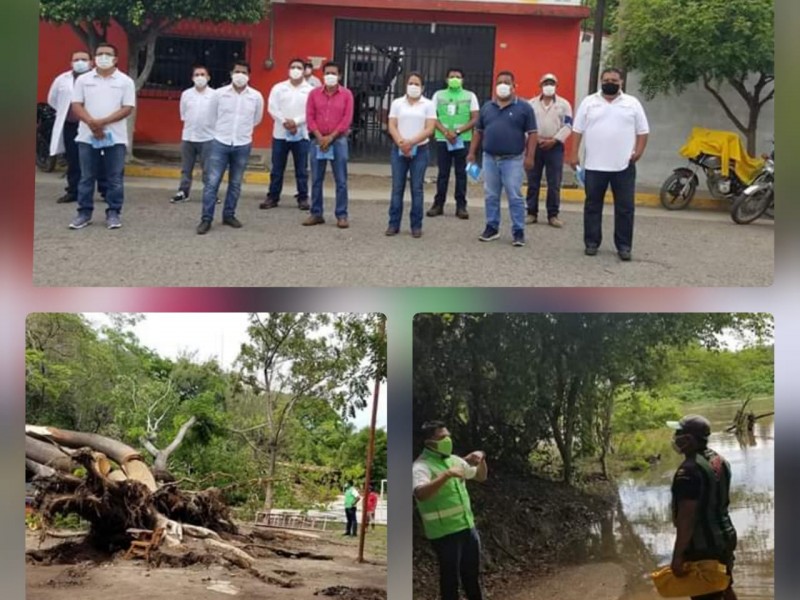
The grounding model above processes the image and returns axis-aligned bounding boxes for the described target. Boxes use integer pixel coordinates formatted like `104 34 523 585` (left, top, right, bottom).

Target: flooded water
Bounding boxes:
616 399 774 600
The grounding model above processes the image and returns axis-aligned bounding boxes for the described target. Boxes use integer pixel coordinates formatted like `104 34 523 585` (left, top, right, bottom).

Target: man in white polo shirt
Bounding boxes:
569 67 649 261
260 58 313 211
197 60 264 235
170 64 216 203
68 42 136 230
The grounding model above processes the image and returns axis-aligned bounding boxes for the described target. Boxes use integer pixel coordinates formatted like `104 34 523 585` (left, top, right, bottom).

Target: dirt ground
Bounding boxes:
26 526 387 600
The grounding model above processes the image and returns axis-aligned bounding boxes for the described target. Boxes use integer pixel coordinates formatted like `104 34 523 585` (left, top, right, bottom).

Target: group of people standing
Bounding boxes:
49 50 650 258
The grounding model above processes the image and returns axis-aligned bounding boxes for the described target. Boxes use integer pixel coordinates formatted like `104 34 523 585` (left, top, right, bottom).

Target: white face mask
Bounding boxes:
193 75 208 88
496 83 512 99
72 60 90 74
95 55 114 70
231 73 249 88
324 74 339 87
406 84 422 99
289 67 304 80
542 85 556 97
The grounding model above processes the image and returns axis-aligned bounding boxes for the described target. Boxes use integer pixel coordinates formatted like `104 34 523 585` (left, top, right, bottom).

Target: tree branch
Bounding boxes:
140 437 159 458
759 87 775 108
162 416 197 457
703 75 747 134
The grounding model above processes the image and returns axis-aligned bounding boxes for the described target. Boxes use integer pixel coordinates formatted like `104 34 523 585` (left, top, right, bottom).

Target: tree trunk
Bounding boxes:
262 443 279 514
142 415 198 475
589 0 608 95
26 425 157 491
746 105 760 157
25 435 74 472
124 28 161 161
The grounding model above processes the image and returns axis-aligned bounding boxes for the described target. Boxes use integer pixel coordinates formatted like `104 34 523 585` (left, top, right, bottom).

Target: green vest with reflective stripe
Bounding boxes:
344 487 358 508
415 449 475 540
435 89 474 142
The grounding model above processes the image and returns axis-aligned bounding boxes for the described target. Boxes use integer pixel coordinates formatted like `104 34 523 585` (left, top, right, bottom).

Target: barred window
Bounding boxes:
140 36 247 98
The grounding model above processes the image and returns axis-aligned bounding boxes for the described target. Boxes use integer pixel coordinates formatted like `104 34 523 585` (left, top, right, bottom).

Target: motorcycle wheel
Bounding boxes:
660 172 696 210
36 140 56 172
731 189 773 224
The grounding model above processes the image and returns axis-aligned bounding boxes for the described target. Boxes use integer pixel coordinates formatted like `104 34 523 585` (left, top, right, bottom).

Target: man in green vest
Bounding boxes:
343 480 361 537
413 420 488 600
427 68 481 220
667 415 738 600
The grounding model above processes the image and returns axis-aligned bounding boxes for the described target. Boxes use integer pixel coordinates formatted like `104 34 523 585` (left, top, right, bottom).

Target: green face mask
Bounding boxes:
429 436 453 456
448 78 463 91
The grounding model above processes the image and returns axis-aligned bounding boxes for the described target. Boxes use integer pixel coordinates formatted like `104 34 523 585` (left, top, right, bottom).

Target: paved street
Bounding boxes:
33 174 774 287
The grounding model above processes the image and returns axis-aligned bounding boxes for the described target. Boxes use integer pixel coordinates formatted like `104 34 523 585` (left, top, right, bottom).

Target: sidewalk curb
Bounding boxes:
123 165 728 210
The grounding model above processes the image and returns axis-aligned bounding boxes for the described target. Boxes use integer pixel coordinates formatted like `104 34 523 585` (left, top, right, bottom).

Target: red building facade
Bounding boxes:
37 0 589 157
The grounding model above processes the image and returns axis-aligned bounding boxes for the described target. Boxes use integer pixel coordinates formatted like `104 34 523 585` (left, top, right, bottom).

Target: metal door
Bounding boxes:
333 19 496 161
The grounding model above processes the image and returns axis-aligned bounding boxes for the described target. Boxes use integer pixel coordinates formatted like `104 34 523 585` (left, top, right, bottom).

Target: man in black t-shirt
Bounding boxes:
667 415 738 600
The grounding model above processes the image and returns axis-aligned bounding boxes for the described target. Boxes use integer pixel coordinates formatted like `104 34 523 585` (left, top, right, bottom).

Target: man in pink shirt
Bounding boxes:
304 62 354 228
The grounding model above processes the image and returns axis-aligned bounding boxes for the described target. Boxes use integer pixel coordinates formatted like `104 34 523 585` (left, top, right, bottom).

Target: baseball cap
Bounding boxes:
540 73 558 84
666 415 712 440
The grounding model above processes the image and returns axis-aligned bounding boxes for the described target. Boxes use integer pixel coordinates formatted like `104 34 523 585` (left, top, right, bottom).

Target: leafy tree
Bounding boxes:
39 0 267 155
614 0 773 155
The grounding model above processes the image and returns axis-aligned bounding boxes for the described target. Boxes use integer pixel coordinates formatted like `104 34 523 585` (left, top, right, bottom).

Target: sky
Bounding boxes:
84 313 387 430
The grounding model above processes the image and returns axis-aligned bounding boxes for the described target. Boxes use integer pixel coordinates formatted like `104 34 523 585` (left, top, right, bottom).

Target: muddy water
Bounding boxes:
616 399 774 600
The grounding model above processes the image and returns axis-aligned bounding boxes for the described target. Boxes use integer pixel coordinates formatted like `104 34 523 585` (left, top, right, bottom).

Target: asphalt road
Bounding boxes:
33 174 774 287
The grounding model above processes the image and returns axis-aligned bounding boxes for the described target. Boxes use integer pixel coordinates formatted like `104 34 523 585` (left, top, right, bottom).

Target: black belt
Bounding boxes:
490 153 523 160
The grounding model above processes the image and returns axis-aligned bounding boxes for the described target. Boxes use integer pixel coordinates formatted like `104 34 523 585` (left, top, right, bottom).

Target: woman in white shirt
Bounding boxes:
386 73 436 238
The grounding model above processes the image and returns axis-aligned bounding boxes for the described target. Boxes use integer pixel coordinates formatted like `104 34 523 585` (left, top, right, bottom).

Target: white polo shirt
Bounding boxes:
389 96 437 145
180 86 216 142
573 91 650 172
412 454 477 493
208 84 265 147
72 68 136 146
268 79 313 140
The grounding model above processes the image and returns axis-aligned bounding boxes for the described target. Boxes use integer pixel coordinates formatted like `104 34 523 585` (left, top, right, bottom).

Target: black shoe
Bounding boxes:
259 198 279 209
426 204 444 217
618 250 632 261
297 199 310 211
57 193 76 204
585 246 599 256
196 220 211 235
456 208 469 220
223 216 243 228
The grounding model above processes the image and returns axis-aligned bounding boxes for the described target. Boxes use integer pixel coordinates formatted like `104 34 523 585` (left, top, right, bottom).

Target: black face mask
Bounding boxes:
601 82 621 96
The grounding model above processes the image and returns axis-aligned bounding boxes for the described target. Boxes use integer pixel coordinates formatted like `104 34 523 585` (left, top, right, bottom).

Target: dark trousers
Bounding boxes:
430 528 484 600
526 141 564 218
583 162 636 251
64 121 107 197
434 142 468 210
345 507 358 536
268 138 310 202
178 140 211 197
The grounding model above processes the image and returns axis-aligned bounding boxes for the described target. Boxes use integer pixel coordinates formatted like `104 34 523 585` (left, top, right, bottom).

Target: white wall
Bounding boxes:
573 35 775 187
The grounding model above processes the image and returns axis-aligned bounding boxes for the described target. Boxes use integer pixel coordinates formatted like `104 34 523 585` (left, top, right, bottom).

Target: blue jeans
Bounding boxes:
482 152 526 235
77 142 125 216
202 140 251 222
311 137 349 219
268 138 310 201
584 163 636 251
388 144 430 230
526 142 564 218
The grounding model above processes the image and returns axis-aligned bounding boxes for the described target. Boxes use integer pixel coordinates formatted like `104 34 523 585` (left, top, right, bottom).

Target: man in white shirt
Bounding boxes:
569 68 649 261
170 65 215 203
47 50 107 204
261 58 313 211
68 43 136 230
197 60 265 235
527 73 573 228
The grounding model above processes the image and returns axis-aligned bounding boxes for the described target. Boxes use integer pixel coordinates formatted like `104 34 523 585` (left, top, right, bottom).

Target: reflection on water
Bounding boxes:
617 399 774 600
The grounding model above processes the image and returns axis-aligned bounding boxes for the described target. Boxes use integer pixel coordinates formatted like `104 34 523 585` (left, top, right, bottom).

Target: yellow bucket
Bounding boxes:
651 560 730 597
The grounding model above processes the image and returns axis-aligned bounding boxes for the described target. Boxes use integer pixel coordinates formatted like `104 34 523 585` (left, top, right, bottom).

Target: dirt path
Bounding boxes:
26 529 386 600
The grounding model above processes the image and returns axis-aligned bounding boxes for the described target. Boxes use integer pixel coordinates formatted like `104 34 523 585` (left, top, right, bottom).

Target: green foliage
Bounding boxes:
582 0 620 35
613 389 682 433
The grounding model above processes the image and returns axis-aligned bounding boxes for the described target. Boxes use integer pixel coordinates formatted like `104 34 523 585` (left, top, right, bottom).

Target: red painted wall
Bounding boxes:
38 8 583 151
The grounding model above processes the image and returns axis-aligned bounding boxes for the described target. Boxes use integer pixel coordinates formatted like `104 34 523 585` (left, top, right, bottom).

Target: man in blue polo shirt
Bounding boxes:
467 71 537 247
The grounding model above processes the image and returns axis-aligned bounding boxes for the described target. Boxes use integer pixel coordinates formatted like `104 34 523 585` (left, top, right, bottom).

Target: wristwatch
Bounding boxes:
454 128 461 135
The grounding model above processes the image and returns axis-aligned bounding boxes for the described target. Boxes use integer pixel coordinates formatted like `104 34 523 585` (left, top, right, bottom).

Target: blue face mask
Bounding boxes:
72 60 90 74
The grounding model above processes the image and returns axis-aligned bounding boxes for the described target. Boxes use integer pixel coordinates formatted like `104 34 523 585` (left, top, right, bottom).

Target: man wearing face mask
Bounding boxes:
569 68 649 261
666 415 738 600
305 62 354 229
428 67 480 219
68 43 135 230
47 51 108 204
527 74 572 227
468 71 537 247
304 62 322 88
261 58 313 211
170 65 215 204
196 60 264 235
413 420 488 600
